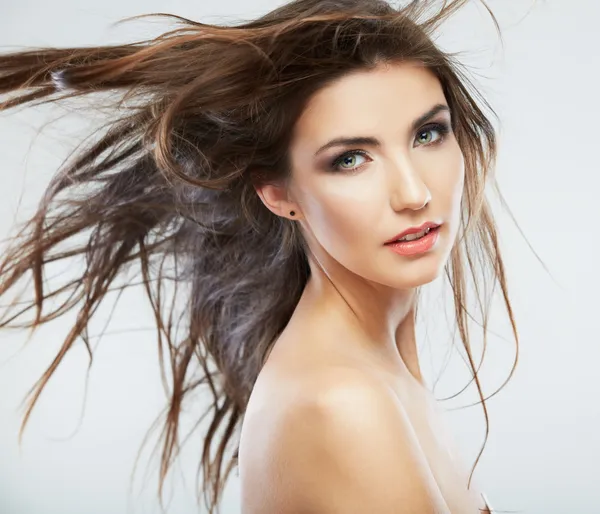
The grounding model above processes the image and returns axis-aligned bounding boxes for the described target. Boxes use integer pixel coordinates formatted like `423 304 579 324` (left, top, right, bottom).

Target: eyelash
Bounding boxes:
329 122 452 173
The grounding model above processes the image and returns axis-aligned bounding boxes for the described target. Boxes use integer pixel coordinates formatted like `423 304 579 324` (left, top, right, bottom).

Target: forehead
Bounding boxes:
291 62 446 149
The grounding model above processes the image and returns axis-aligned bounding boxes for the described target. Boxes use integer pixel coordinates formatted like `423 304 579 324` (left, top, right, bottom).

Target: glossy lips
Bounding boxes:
384 225 441 256
384 221 441 244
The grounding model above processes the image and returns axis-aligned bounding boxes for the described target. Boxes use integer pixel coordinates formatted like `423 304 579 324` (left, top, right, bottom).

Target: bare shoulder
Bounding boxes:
240 366 449 514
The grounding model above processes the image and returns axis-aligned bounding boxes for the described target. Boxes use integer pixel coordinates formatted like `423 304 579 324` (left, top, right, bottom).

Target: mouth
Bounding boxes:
384 223 441 245
387 226 435 243
384 225 442 256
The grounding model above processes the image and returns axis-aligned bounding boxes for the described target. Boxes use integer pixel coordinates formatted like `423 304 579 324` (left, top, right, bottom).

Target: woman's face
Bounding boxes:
271 61 465 290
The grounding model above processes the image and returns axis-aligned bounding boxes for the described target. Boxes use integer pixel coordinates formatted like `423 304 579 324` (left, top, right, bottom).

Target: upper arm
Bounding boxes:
267 372 450 514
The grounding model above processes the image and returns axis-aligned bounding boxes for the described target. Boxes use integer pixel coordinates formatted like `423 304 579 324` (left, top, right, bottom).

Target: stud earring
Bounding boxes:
289 211 295 216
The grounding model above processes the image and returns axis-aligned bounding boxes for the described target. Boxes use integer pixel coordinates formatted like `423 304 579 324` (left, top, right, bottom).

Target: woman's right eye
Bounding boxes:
330 150 370 173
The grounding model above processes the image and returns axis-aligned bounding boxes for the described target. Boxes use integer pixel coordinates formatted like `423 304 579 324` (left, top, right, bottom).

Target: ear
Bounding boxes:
254 180 300 220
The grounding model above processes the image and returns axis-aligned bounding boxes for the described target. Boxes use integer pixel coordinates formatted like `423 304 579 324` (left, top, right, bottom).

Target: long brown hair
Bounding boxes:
0 1 520 512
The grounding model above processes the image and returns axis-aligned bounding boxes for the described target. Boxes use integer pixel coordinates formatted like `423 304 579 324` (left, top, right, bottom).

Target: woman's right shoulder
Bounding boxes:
241 364 448 513
252 337 388 418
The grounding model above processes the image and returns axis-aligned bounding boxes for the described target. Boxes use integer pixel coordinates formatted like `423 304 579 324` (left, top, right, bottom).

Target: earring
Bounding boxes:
289 211 295 216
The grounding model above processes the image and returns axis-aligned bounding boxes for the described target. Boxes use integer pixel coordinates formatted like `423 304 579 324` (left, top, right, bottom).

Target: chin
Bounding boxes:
385 230 454 289
400 265 442 289
388 249 449 290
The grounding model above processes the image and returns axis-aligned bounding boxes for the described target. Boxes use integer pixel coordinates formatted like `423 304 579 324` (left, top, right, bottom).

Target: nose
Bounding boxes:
388 155 431 211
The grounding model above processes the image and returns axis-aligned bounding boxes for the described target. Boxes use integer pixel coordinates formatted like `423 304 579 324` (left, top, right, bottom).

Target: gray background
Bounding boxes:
0 1 598 513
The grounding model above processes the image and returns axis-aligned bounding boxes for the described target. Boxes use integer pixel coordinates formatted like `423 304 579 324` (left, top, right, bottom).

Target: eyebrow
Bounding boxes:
314 103 451 157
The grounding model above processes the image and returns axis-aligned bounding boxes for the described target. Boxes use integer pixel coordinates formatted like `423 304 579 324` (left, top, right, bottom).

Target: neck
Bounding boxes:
299 256 424 385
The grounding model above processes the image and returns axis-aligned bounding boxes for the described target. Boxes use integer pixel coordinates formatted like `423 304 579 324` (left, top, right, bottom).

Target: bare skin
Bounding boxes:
239 61 492 513
239 286 491 513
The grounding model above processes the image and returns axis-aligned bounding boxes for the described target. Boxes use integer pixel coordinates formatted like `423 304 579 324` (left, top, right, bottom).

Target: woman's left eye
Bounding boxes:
415 123 449 146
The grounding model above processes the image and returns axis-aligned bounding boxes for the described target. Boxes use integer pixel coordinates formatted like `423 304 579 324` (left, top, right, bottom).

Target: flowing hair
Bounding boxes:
0 0 521 512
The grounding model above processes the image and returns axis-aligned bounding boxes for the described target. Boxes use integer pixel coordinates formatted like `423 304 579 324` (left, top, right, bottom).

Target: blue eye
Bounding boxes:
329 121 451 173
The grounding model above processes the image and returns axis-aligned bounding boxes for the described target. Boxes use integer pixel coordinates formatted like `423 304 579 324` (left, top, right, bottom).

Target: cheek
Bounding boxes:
454 157 466 208
452 164 465 206
306 187 376 248
428 147 465 208
436 151 465 247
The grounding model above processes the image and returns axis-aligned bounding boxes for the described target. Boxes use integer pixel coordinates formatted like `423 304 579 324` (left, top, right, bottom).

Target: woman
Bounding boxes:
0 0 518 512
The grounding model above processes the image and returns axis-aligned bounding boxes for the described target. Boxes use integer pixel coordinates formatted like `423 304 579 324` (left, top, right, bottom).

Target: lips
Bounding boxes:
384 221 442 245
385 225 441 255
393 226 434 243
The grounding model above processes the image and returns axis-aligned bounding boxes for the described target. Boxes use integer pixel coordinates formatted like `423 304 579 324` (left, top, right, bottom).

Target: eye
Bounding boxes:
330 150 369 173
414 122 450 147
329 121 451 173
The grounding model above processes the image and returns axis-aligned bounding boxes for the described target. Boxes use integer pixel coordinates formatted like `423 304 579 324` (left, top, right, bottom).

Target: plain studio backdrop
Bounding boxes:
0 1 598 513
